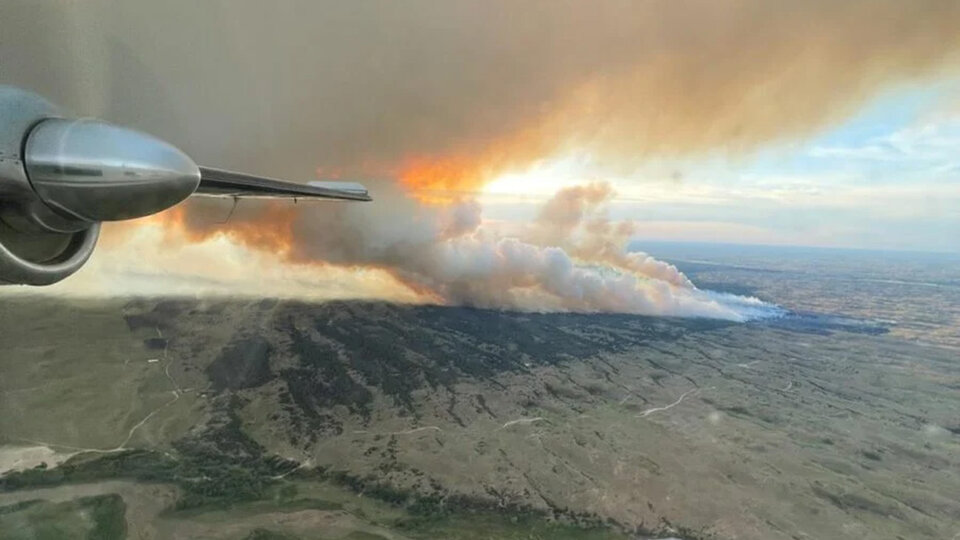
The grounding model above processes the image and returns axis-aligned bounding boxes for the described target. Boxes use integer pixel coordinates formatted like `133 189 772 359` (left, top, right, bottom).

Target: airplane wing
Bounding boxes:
194 167 371 201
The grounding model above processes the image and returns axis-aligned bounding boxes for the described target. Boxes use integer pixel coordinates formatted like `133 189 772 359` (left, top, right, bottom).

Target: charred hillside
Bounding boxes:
124 299 731 434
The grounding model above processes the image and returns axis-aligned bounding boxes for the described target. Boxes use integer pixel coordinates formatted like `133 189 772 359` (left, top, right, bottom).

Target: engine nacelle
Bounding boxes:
0 85 200 286
0 220 100 286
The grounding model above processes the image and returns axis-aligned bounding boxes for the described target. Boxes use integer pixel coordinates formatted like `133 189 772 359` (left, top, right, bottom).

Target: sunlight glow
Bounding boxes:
482 153 595 197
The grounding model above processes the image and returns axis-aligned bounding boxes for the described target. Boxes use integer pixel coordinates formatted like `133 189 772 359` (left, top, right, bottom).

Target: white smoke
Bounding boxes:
195 181 779 321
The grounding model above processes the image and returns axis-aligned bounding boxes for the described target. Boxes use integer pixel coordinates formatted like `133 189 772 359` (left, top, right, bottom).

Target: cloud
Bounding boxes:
811 118 960 169
4 1 959 188
3 1 958 310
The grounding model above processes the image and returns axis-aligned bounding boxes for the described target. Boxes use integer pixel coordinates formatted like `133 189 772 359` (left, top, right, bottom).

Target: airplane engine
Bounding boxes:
0 84 369 286
0 85 200 285
0 217 100 286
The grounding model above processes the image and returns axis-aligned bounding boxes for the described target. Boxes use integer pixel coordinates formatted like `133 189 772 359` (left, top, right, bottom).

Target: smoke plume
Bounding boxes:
154 182 775 320
2 1 958 317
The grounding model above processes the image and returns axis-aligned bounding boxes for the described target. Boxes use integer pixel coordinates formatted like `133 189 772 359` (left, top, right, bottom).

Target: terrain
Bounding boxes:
2 244 959 539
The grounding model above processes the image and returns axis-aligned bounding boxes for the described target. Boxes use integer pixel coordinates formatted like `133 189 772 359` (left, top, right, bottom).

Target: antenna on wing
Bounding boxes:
217 195 241 224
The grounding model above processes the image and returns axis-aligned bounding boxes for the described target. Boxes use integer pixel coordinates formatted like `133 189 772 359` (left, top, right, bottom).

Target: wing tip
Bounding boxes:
196 167 372 201
307 181 370 199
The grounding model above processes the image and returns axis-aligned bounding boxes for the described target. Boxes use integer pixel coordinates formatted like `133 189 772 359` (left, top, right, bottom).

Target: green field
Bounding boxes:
0 494 126 540
0 297 206 452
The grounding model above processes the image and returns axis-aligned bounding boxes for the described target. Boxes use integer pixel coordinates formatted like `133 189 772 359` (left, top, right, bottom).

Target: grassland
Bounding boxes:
0 493 126 540
0 297 206 453
2 295 959 539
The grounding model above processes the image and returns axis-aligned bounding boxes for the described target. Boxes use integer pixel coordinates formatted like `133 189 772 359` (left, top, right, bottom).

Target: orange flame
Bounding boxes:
398 120 556 204
145 202 299 256
142 201 446 302
398 154 491 204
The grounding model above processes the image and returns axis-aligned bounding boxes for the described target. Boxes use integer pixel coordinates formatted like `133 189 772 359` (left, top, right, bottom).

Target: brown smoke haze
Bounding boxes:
3 1 959 316
5 1 960 186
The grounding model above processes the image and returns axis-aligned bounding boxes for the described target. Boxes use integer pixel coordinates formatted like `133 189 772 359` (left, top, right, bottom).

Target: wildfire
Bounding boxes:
397 152 503 205
144 201 300 256
398 118 557 205
142 199 448 303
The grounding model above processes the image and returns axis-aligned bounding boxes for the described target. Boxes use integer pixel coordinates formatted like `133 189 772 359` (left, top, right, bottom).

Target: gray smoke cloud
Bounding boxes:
2 1 957 317
3 0 958 179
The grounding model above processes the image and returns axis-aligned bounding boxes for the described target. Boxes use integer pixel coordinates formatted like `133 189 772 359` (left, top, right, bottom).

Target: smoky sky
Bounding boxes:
3 1 959 182
2 1 959 316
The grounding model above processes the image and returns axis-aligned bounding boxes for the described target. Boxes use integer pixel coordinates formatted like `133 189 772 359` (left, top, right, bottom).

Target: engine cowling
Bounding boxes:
0 220 100 285
0 85 200 286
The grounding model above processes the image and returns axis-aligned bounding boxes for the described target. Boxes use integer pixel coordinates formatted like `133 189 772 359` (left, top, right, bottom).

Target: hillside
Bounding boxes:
2 297 959 539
